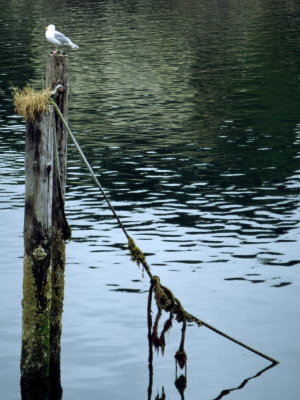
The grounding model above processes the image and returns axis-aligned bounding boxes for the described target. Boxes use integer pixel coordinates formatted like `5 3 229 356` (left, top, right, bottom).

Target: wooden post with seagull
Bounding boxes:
19 53 69 395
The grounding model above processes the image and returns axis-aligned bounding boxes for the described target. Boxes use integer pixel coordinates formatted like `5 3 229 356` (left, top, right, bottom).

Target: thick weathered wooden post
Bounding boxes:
21 110 55 378
21 53 69 384
46 53 69 377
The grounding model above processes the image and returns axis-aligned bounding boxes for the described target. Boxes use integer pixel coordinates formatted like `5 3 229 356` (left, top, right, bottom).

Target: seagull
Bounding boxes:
45 24 79 53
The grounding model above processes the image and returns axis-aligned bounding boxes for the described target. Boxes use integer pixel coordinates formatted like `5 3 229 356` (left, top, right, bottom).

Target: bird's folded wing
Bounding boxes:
54 31 72 45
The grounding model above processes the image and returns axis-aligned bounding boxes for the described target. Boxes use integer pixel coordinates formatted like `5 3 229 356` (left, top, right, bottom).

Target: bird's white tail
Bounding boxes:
70 42 79 49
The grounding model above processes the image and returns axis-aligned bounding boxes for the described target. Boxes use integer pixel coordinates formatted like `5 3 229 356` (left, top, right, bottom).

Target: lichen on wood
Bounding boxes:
33 245 48 261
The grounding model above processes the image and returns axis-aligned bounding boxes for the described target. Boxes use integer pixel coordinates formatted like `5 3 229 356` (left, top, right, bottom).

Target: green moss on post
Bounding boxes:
21 255 52 377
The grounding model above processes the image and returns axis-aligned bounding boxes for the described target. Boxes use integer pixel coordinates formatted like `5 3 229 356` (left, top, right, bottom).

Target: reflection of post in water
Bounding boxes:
16 53 70 399
147 278 187 400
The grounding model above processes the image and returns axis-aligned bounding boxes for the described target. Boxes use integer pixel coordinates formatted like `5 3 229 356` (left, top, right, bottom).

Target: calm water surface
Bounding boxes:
0 0 300 399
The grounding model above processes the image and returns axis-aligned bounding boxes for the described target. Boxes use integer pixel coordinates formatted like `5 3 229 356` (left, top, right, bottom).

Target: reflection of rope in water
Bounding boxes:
213 363 276 400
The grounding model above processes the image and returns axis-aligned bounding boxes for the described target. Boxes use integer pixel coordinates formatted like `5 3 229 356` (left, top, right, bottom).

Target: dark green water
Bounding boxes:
0 1 300 399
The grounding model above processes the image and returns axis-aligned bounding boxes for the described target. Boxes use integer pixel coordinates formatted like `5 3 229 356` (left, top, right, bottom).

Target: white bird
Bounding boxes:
45 24 79 53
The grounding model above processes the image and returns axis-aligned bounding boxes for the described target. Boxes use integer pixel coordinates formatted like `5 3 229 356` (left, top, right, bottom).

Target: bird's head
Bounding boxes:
45 24 55 31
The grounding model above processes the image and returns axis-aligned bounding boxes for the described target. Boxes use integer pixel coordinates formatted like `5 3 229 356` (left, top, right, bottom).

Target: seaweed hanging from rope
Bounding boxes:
147 278 187 400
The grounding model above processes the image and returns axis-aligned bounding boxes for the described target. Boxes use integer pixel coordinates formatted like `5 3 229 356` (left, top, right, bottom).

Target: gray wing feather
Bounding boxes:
54 30 72 45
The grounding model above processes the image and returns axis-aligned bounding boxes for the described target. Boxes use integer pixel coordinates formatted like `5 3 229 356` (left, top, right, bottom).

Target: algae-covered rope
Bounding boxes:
50 99 279 366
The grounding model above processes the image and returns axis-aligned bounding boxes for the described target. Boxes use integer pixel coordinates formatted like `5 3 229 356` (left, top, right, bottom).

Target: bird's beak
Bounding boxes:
45 26 48 30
